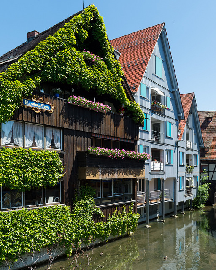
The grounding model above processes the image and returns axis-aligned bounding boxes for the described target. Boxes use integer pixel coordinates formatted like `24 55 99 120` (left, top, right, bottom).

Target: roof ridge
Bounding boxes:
111 22 165 42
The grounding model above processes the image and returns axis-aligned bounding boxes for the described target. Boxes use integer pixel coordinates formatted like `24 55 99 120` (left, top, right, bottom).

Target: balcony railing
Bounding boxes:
186 165 194 174
186 140 192 149
151 131 164 144
151 161 164 171
151 104 165 116
77 151 145 180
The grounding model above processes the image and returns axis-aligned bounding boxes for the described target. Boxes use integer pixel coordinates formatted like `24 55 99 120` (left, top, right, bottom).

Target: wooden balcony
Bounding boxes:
77 151 145 180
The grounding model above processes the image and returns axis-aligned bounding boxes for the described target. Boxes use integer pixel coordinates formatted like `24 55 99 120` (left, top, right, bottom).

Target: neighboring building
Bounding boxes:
111 23 202 220
198 111 216 204
0 5 146 216
178 93 203 210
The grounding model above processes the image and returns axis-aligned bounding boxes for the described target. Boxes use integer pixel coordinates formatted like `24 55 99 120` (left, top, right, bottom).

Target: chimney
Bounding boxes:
27 30 39 43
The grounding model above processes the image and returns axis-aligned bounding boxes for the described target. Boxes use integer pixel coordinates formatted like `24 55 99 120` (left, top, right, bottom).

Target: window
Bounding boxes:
194 154 198 167
1 121 23 147
25 123 44 148
1 121 62 150
166 121 172 137
166 150 173 165
179 152 184 166
143 113 150 131
155 56 162 78
138 179 145 192
179 176 184 190
166 96 171 109
154 178 161 191
140 83 149 99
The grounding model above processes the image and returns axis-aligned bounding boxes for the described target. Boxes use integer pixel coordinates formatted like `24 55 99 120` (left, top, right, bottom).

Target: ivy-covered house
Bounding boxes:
111 23 202 221
0 5 149 213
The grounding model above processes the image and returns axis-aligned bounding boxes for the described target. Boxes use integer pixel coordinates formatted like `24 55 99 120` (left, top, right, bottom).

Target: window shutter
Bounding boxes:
179 176 182 190
166 96 170 109
171 150 173 164
155 56 162 78
196 154 198 166
140 83 146 97
143 113 147 130
179 152 182 165
139 145 143 153
197 175 199 186
167 122 171 137
147 114 150 131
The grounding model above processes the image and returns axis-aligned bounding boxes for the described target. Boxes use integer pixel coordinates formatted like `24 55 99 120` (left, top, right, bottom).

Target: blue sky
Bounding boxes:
0 0 215 111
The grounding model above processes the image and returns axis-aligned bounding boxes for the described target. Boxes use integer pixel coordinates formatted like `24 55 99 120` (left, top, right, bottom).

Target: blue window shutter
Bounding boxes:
147 114 150 131
167 122 171 137
155 56 162 78
197 176 199 186
166 122 169 137
166 96 170 109
180 152 182 165
171 150 173 164
140 83 146 97
143 113 147 130
196 155 198 166
139 145 143 153
169 122 172 137
179 177 182 190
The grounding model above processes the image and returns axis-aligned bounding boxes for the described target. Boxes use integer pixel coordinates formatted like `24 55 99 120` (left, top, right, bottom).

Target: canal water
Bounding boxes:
37 207 216 270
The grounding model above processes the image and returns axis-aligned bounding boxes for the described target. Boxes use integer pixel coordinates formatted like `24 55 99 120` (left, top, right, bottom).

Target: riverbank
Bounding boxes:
36 207 216 269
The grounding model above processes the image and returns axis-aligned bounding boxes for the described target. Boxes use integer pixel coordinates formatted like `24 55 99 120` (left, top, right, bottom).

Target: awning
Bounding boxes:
151 87 165 96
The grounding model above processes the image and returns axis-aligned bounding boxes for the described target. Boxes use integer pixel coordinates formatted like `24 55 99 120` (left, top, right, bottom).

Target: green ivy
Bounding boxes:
0 202 139 263
0 147 64 190
0 5 144 125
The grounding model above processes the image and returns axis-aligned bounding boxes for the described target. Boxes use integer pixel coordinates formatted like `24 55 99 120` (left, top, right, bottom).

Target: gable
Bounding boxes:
0 5 144 126
111 23 184 119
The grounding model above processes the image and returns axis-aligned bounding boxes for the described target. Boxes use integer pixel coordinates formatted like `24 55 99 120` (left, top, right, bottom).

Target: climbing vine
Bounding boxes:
0 5 144 125
0 147 64 190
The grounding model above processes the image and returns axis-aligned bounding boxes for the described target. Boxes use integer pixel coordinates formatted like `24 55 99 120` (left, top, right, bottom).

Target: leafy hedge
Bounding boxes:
0 147 64 190
0 202 139 263
0 5 144 125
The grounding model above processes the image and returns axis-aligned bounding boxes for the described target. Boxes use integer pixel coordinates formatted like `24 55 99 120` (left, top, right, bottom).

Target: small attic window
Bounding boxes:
206 117 212 123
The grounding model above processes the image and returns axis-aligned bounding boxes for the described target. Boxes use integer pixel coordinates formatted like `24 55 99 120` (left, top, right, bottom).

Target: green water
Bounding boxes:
38 207 216 270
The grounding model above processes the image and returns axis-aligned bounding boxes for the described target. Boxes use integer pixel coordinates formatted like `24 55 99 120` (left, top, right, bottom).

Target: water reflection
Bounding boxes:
38 207 216 270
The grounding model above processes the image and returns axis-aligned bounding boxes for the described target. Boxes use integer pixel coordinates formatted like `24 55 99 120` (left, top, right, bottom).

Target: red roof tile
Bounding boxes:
198 111 216 160
110 23 165 92
178 93 194 140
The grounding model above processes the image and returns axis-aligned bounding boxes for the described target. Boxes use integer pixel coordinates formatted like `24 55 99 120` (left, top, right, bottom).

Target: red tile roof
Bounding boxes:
110 23 165 92
178 93 194 140
198 111 216 160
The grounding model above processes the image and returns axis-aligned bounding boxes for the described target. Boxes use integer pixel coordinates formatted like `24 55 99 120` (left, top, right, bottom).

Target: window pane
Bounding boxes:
88 180 101 198
25 188 43 206
46 127 61 150
103 180 112 197
2 188 22 209
45 185 60 204
1 121 23 147
25 123 44 148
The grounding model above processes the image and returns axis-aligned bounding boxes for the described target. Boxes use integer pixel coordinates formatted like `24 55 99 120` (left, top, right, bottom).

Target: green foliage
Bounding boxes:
0 5 144 125
0 147 64 190
193 171 210 209
0 200 139 263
